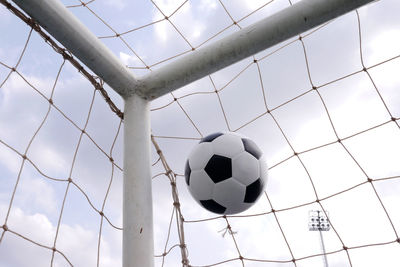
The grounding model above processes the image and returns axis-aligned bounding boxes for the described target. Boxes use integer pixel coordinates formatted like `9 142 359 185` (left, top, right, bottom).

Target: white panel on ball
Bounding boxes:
211 133 244 158
189 169 215 201
213 178 246 213
232 151 261 186
188 142 214 171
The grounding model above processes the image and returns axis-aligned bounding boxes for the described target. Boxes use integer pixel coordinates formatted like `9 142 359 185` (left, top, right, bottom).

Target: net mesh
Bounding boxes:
0 0 400 266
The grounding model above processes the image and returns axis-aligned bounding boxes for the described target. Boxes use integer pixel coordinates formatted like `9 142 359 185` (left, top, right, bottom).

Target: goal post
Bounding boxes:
123 95 153 267
11 0 375 99
8 0 378 267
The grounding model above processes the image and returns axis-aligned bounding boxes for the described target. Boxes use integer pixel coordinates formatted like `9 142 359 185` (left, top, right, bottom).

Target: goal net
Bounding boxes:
0 0 399 266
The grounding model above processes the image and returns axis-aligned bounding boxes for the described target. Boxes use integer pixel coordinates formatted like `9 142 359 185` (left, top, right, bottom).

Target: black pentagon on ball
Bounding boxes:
242 138 262 160
199 132 224 143
204 155 232 183
184 160 191 186
200 199 226 214
244 178 264 203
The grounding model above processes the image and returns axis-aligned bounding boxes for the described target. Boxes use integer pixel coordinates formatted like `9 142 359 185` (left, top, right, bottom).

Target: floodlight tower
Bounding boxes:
10 0 376 266
309 210 331 267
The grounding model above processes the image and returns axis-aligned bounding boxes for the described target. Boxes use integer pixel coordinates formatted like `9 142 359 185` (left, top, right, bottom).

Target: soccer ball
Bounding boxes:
184 132 268 215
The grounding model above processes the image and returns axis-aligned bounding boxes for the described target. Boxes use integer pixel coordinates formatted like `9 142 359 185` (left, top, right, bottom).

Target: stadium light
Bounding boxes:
309 210 330 267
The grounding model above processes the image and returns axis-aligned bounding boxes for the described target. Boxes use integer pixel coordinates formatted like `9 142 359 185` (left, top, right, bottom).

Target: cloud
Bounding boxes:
365 29 400 65
152 0 218 45
102 0 127 10
119 51 143 66
0 204 120 267
17 176 58 214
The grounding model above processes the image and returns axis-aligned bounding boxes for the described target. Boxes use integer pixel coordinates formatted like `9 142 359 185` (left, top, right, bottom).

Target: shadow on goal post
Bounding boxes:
7 0 377 266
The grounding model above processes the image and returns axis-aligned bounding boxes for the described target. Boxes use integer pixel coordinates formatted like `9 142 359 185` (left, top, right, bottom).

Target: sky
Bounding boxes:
0 0 400 266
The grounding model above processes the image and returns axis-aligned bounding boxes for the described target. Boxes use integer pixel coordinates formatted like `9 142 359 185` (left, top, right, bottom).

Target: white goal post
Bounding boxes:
10 0 376 266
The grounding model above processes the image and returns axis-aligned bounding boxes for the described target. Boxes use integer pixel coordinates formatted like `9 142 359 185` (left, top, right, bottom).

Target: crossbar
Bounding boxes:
138 0 375 99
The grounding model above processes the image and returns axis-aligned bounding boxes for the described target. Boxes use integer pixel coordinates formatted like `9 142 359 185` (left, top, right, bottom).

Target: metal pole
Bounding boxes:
137 0 376 99
319 229 329 267
123 94 154 267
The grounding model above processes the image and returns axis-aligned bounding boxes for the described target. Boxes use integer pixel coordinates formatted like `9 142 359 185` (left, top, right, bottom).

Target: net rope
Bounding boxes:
0 0 399 266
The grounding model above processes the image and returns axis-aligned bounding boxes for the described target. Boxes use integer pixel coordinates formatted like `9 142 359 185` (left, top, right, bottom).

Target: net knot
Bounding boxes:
2 224 8 231
367 178 373 183
68 178 73 183
173 202 180 208
22 154 27 160
62 50 70 60
343 246 348 250
52 247 56 252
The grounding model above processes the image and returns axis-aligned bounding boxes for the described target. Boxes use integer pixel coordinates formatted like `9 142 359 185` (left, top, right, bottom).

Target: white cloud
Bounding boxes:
0 143 21 176
365 29 400 65
102 0 127 10
17 177 58 214
199 0 218 11
0 204 120 267
119 52 142 66
243 0 272 10
152 1 208 43
152 0 183 16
